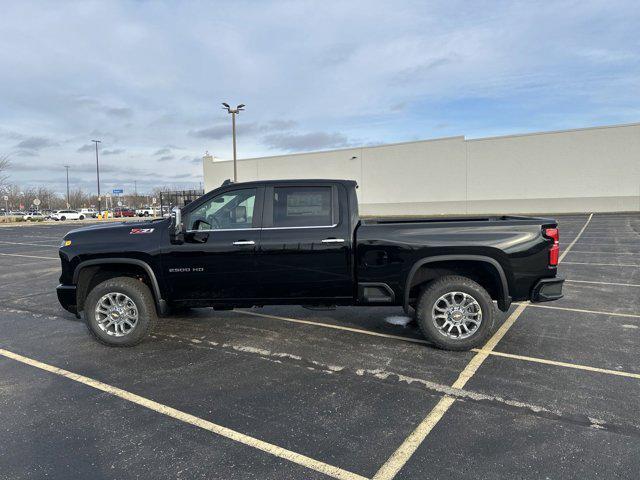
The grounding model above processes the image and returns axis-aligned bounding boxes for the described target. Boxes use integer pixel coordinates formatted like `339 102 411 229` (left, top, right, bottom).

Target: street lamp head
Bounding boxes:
237 104 245 110
222 102 230 109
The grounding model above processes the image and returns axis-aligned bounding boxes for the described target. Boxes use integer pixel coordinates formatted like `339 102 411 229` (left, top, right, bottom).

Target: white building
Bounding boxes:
203 122 640 215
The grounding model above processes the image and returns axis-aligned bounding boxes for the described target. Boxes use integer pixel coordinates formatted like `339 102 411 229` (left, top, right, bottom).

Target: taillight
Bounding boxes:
544 227 559 266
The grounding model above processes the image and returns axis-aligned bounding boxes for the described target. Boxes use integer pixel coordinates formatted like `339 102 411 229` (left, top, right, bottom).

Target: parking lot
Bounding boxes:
0 213 639 479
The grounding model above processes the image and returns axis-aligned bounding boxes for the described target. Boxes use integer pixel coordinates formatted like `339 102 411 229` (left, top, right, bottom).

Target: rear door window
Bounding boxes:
272 186 333 227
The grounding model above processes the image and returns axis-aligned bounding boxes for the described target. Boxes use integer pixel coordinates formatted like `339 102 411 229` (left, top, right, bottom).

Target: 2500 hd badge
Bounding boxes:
168 267 204 273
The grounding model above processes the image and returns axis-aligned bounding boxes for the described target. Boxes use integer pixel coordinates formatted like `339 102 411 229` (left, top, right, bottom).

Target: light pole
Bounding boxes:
222 103 245 182
64 165 70 208
91 140 101 213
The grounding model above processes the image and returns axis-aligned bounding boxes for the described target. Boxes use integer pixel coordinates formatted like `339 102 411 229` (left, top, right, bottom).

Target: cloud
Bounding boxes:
15 150 39 157
102 148 125 155
190 156 203 164
188 124 229 140
14 137 57 151
2 1 640 194
105 107 133 118
158 155 175 162
188 120 297 140
262 132 353 151
76 144 94 153
154 148 171 155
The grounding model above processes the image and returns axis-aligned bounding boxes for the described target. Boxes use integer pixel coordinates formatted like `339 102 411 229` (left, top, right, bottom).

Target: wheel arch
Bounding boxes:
73 258 167 314
404 255 511 313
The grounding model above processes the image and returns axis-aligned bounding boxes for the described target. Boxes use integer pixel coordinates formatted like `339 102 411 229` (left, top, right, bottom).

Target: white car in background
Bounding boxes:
79 208 97 218
50 210 84 221
135 207 160 217
23 212 45 221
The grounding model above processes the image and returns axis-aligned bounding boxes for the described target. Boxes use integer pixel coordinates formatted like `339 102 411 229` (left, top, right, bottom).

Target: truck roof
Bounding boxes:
216 179 358 189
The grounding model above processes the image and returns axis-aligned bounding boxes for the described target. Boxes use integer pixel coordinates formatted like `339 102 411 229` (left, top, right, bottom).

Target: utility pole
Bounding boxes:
222 103 245 182
64 165 70 208
134 180 137 209
91 140 101 213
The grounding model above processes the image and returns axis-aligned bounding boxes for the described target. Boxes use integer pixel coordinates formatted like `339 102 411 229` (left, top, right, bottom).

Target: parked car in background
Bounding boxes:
113 208 136 218
23 212 45 221
135 207 160 217
79 208 97 218
51 210 83 221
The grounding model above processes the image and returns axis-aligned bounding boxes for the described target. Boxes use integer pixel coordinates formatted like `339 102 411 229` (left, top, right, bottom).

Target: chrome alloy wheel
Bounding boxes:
95 292 139 337
432 291 482 339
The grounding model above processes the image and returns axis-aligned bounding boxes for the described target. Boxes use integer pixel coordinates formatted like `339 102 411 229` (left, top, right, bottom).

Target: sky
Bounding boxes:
1 0 639 195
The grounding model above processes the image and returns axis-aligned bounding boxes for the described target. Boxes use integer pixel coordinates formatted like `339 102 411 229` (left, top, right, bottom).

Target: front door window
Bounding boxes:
187 188 257 231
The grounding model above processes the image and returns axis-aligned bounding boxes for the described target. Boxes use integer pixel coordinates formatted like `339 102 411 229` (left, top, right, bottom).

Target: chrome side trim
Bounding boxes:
321 238 345 243
186 227 260 233
262 224 338 230
186 224 338 233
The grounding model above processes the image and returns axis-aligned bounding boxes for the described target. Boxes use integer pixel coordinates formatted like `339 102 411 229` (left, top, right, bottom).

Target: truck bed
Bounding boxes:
361 215 555 225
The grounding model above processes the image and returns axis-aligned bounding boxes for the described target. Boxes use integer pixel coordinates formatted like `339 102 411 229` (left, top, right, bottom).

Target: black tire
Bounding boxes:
79 215 85 220
144 212 149 217
60 216 66 221
84 277 157 347
415 275 495 351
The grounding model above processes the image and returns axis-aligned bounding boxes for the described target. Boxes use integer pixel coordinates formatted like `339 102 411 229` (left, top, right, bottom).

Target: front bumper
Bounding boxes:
531 277 564 302
56 284 77 314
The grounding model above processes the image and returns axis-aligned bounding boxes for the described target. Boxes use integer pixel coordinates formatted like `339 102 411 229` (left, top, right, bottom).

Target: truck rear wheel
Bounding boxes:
416 275 495 351
84 277 157 347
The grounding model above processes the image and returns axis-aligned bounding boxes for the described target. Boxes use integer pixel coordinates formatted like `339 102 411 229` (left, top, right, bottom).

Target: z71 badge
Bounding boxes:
130 228 154 234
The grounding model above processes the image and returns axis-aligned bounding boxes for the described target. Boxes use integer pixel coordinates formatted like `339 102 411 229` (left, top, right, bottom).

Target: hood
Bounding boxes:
65 218 165 236
63 218 170 248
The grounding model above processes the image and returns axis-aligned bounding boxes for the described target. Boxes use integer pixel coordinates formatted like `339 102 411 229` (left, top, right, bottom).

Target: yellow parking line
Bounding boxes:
561 261 640 267
236 310 430 345
372 303 529 480
239 308 640 381
0 252 58 260
565 279 640 288
373 214 594 479
0 347 367 480
473 349 640 380
569 251 640 256
523 303 640 319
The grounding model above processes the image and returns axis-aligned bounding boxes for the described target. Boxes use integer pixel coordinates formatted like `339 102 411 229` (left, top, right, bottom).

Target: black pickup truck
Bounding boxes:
57 179 563 350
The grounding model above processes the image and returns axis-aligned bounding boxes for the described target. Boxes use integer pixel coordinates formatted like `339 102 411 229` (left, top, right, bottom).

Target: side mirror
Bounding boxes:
171 207 185 244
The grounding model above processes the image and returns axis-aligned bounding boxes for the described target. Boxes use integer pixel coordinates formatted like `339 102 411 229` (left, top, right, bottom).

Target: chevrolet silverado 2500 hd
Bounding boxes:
57 179 563 350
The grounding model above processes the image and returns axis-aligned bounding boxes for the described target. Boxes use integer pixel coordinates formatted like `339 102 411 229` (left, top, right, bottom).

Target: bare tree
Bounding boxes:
68 187 89 209
0 154 9 188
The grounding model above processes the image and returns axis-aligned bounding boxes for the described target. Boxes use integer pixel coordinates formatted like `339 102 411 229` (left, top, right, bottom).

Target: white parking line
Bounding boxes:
558 213 593 263
565 279 640 288
0 253 58 260
561 261 640 267
0 347 368 480
0 240 59 247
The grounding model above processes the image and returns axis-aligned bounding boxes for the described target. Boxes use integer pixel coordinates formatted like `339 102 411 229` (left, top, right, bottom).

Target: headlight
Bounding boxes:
60 239 72 247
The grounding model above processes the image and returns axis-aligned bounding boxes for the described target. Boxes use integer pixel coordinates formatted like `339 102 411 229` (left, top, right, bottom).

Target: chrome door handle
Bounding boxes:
232 240 255 246
321 238 345 243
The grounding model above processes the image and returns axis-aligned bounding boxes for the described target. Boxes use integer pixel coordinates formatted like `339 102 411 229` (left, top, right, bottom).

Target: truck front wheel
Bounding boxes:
416 275 495 351
84 277 157 347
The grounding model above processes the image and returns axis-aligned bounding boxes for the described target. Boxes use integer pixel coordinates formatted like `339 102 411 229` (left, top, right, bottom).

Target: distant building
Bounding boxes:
202 122 640 215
